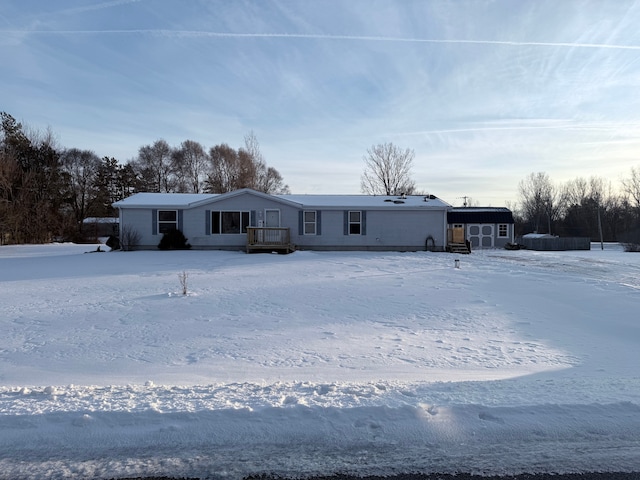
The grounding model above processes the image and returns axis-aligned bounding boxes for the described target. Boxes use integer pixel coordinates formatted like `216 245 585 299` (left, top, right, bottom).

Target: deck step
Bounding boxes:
448 242 471 254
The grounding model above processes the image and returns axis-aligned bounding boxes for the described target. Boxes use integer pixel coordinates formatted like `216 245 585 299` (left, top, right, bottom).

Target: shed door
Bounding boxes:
451 227 465 243
468 224 494 248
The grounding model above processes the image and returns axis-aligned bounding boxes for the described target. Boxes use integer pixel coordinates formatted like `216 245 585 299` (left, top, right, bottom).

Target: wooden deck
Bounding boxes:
246 227 294 254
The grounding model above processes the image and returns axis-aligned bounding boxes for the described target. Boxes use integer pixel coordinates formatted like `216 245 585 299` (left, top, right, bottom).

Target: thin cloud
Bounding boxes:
4 29 640 51
397 121 640 137
58 0 142 15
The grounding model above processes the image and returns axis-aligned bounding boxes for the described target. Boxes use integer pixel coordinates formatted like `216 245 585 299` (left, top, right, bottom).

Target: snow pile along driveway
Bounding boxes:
0 243 639 479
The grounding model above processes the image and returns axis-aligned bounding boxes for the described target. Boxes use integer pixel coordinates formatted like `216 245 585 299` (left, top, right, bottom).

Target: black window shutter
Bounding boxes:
343 211 348 235
152 209 157 235
298 211 304 235
361 211 367 236
317 211 322 235
205 210 210 235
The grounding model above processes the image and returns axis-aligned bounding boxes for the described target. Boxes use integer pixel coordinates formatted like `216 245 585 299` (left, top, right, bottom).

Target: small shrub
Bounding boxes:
119 227 141 251
158 228 191 250
622 243 640 252
619 228 640 252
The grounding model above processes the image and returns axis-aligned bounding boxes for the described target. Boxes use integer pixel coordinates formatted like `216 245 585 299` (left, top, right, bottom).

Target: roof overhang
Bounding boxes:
447 208 514 224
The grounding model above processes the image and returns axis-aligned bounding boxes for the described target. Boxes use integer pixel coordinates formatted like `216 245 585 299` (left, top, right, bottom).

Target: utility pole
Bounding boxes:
597 204 604 250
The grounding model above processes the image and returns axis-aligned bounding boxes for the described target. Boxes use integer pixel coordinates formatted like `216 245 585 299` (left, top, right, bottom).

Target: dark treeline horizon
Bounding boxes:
514 170 640 244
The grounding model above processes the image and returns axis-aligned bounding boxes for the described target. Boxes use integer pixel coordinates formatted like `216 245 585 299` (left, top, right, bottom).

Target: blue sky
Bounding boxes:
2 0 639 206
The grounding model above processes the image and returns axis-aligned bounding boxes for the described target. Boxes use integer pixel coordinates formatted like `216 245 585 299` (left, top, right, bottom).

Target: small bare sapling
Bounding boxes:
178 271 189 295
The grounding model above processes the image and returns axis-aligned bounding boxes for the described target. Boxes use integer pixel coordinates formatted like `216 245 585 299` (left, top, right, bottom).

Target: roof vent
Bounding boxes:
393 200 405 204
424 194 437 201
384 199 393 202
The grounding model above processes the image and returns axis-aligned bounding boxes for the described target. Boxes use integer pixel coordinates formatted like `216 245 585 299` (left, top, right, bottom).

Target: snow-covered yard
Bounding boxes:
0 243 639 479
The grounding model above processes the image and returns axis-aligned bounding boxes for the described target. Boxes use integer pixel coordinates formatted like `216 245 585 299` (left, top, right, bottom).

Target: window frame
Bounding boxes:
158 210 178 234
303 210 317 235
211 210 251 235
348 210 362 235
498 224 509 238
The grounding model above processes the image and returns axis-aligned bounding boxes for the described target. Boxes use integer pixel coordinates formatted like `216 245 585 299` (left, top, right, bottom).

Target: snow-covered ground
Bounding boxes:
0 243 639 479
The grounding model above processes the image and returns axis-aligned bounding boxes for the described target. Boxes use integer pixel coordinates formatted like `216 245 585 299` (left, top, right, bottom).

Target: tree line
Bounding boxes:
0 112 289 244
2 111 639 246
516 170 640 243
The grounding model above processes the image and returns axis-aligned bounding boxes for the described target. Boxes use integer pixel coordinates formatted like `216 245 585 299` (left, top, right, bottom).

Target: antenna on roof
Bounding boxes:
457 196 469 207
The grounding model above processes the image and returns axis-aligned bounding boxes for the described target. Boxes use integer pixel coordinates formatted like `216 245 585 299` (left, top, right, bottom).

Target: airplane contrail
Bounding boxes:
4 29 640 51
59 0 142 15
398 121 640 136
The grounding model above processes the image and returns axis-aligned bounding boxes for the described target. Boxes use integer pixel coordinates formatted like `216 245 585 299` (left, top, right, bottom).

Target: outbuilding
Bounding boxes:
447 207 515 249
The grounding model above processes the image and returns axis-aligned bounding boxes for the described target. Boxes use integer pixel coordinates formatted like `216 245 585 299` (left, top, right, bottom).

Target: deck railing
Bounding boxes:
246 227 292 252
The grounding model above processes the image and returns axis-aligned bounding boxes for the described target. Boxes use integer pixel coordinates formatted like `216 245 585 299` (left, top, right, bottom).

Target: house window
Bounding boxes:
212 211 250 234
304 211 316 235
349 211 361 235
498 224 508 237
158 210 178 234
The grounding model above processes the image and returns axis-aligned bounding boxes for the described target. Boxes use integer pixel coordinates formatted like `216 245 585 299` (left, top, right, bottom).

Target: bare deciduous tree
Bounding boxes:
178 271 189 295
360 142 416 196
240 131 268 190
622 166 640 211
60 148 101 235
258 165 290 194
205 134 289 194
205 143 241 193
560 176 616 245
241 131 290 194
0 151 21 244
561 177 589 209
135 139 175 193
172 140 208 193
518 172 560 234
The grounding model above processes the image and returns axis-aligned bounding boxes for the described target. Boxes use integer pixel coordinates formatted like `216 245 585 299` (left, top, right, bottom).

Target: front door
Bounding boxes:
265 209 280 227
263 209 281 244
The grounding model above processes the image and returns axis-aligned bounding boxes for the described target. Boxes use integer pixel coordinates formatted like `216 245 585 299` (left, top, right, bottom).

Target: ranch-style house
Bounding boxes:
113 189 514 252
